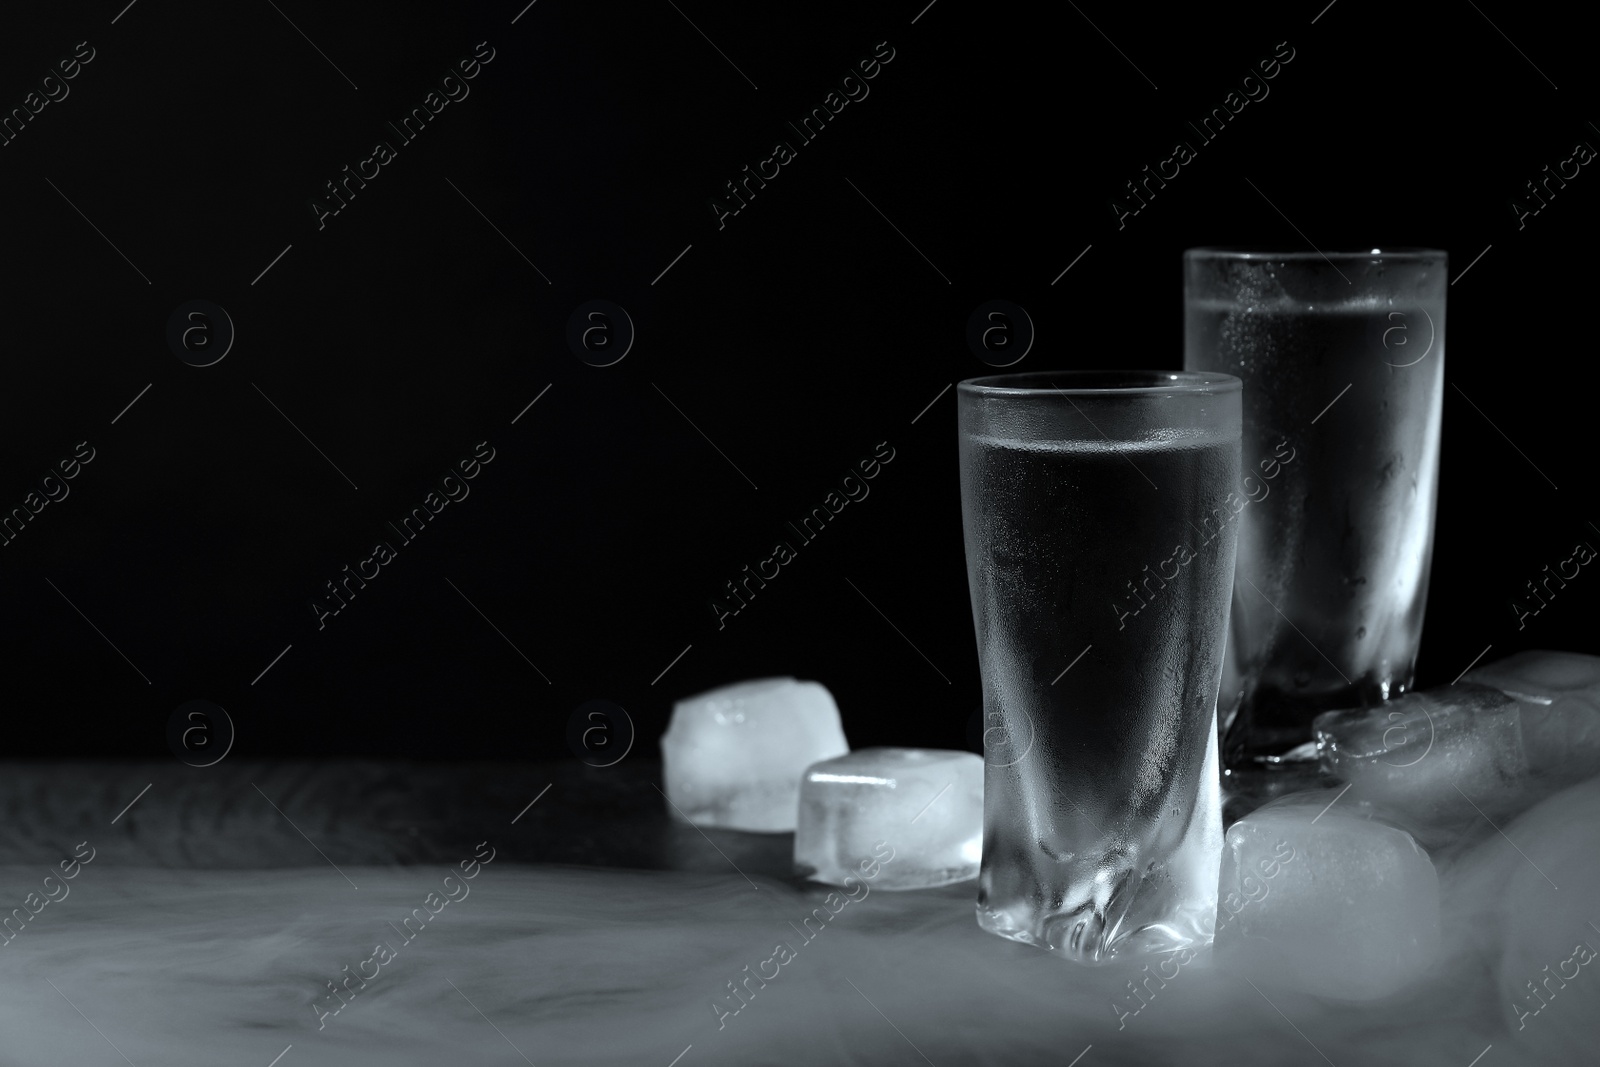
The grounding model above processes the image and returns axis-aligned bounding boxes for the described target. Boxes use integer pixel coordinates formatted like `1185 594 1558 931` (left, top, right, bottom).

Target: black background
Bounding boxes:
1 0 1593 760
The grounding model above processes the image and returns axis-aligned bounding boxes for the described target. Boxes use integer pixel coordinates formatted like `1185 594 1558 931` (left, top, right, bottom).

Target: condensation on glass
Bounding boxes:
959 370 1242 963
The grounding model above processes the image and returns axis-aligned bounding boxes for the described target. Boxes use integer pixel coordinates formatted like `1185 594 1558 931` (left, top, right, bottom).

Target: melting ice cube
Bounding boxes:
1479 776 1600 1060
794 748 982 890
660 677 849 832
1216 790 1440 1000
1466 649 1600 785
1312 683 1527 845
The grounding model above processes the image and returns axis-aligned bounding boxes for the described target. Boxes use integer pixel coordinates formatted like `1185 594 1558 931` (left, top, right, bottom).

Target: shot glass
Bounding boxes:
958 370 1242 963
1183 248 1446 764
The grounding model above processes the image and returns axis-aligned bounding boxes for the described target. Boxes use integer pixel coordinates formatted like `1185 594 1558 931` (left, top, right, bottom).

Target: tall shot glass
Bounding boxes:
1183 249 1446 764
958 371 1242 963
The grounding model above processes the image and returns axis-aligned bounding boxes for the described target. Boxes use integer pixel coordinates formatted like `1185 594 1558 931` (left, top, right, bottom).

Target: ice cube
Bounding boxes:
1466 649 1600 784
793 747 982 890
1312 683 1528 845
1482 776 1600 1060
660 677 850 832
1215 790 1440 1000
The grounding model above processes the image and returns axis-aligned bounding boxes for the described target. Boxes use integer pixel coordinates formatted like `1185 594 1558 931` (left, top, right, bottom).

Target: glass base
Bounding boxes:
1220 753 1325 828
1223 679 1411 768
975 720 1224 965
975 897 1215 964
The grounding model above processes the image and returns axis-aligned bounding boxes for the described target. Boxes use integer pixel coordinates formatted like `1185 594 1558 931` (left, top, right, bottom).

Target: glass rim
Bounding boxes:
1185 246 1445 262
958 369 1241 397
